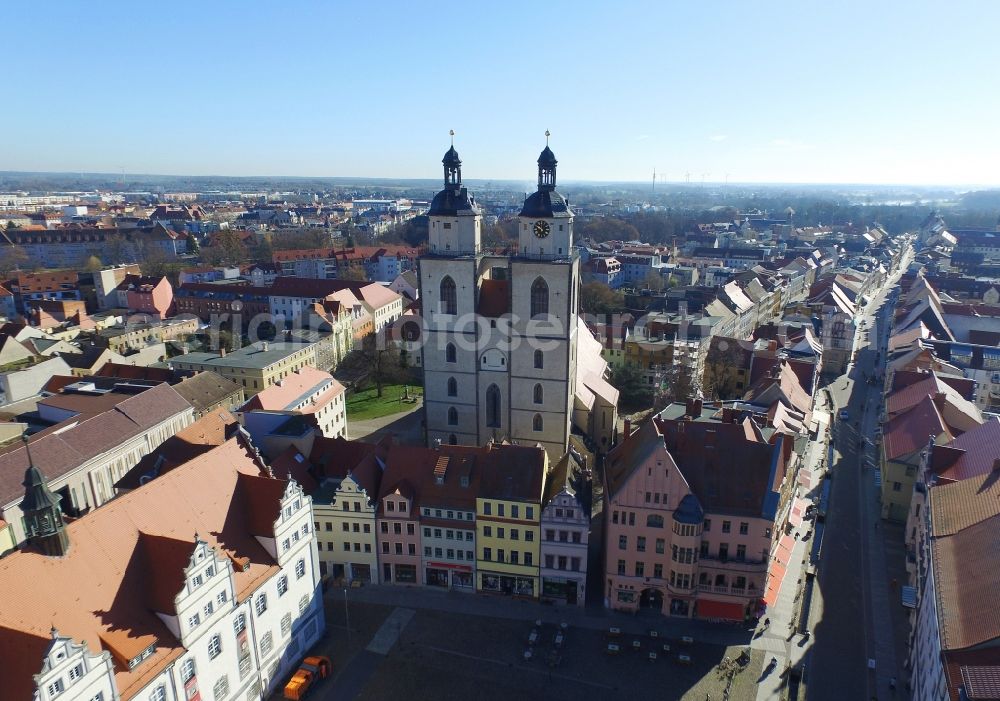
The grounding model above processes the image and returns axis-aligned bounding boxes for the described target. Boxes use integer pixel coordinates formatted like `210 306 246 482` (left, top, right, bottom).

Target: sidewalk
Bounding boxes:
750 401 830 700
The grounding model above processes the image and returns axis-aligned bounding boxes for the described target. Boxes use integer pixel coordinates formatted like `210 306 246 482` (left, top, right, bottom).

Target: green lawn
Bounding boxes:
346 384 423 421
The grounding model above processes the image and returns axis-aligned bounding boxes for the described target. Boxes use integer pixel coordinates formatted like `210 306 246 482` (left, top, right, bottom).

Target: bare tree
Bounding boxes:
0 245 29 277
703 339 749 400
358 331 403 398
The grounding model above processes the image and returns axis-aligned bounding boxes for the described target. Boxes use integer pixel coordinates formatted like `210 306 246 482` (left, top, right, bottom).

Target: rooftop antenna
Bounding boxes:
652 168 656 194
545 129 551 145
449 129 455 146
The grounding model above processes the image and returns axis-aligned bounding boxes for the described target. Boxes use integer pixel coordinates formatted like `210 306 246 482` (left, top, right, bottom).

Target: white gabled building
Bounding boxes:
0 436 324 701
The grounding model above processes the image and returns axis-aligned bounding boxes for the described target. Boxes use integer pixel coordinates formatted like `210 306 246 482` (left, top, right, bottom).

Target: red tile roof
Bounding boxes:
882 395 950 462
0 383 192 506
115 409 241 490
933 418 1000 483
0 438 282 701
477 279 510 318
240 367 343 412
933 511 1000 652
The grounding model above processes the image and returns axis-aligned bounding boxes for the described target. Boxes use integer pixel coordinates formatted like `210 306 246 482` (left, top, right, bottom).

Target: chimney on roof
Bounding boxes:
932 391 945 408
623 419 631 440
686 398 703 418
433 438 442 450
219 346 226 358
261 341 269 352
767 340 777 352
721 407 735 423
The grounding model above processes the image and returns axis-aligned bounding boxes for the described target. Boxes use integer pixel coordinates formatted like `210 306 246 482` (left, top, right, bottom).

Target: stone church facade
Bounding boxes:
420 141 581 458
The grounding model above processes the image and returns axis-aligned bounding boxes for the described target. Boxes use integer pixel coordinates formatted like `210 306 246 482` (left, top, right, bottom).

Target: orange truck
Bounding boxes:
283 656 332 700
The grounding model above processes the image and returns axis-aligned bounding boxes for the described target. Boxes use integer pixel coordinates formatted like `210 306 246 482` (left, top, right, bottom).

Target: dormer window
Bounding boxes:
191 574 203 588
127 643 157 669
47 680 65 697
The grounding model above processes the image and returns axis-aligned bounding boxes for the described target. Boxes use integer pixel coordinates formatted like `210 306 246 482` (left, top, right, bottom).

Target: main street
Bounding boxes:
808 249 911 701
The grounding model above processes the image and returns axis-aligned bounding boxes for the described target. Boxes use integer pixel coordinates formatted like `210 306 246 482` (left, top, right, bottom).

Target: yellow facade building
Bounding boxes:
475 446 547 598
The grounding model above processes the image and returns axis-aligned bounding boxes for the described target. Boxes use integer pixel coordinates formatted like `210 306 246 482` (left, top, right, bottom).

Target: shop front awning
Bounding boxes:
762 560 787 607
789 497 809 528
697 599 746 621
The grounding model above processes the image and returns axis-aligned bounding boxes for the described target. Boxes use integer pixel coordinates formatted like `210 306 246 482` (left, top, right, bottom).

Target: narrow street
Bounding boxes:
808 252 911 701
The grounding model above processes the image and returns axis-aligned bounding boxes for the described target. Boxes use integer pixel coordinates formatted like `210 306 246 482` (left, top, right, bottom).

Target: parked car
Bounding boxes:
284 656 333 700
839 409 850 421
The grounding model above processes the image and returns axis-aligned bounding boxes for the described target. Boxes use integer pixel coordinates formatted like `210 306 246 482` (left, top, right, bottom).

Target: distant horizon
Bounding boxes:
2 169 997 192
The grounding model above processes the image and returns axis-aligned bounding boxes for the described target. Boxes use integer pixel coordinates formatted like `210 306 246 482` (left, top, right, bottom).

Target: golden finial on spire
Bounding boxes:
545 129 550 145
449 129 455 145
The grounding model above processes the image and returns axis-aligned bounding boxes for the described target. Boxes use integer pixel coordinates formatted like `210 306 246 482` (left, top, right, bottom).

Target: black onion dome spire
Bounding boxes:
443 146 461 168
520 136 571 219
537 146 557 168
19 436 70 556
428 136 479 217
21 462 59 513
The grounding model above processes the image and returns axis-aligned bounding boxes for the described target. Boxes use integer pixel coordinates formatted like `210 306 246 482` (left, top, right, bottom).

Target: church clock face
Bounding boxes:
533 220 551 238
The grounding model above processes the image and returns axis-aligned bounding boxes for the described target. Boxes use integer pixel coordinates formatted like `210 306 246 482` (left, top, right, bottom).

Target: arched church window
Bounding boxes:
533 414 543 432
534 384 543 404
446 343 456 363
447 407 458 426
534 349 544 369
447 377 457 396
530 277 548 318
440 276 457 315
486 384 501 428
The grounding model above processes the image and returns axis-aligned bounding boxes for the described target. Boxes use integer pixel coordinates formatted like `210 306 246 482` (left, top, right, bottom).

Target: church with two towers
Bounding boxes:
419 138 616 458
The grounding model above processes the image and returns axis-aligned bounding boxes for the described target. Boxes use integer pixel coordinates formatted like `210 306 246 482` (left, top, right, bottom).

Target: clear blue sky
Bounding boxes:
5 0 999 186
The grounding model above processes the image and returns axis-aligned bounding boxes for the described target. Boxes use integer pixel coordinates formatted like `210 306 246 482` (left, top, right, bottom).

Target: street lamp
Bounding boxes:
344 588 351 649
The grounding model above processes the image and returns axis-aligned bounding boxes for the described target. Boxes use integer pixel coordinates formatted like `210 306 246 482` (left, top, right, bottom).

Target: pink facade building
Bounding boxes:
116 274 175 319
604 400 793 621
377 459 423 585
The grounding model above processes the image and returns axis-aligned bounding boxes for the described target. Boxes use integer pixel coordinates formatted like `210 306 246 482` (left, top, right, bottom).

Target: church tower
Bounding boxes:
427 134 481 255
19 437 70 557
419 134 580 459
420 137 484 447
517 134 573 258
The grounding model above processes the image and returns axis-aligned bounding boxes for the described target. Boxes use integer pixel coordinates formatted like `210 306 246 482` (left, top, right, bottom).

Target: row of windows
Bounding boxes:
382 541 417 555
380 521 415 535
481 547 533 565
439 276 550 318
544 554 582 571
612 511 663 528
424 547 475 560
338 541 373 553
447 405 545 431
421 507 473 520
188 589 229 629
481 502 534 519
482 525 535 541
619 535 667 553
444 343 545 369
545 529 582 543
423 527 474 541
280 524 310 552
